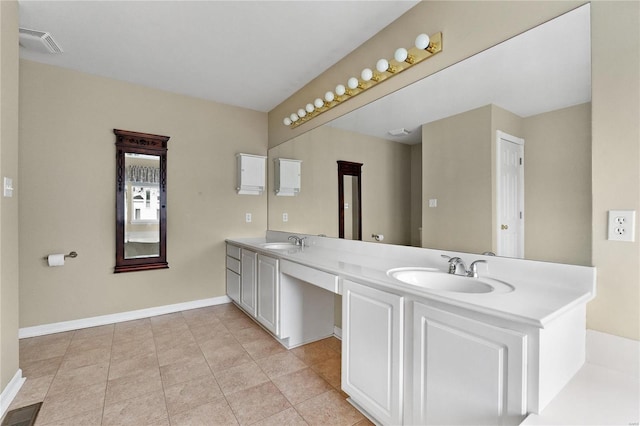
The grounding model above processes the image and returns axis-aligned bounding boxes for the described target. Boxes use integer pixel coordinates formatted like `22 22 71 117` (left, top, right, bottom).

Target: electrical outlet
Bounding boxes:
608 210 635 242
245 213 252 223
282 213 288 222
428 199 437 208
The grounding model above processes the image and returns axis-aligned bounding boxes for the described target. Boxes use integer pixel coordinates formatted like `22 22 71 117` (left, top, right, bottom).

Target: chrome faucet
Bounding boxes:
441 255 466 275
441 255 488 278
288 235 307 247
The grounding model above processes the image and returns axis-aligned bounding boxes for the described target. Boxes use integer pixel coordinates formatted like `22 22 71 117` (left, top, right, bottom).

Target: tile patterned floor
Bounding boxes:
8 303 372 426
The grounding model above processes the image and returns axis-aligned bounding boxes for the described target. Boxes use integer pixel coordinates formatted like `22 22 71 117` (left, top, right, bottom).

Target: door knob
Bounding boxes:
501 224 509 230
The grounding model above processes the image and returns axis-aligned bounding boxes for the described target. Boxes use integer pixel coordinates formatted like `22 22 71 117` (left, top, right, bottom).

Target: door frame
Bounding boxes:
338 161 363 240
496 131 525 258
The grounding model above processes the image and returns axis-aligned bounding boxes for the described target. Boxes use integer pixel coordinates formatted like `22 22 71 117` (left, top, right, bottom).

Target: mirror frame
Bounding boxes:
114 129 170 273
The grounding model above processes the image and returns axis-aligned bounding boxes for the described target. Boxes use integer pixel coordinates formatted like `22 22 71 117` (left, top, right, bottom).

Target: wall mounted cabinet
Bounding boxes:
236 153 266 195
274 158 302 196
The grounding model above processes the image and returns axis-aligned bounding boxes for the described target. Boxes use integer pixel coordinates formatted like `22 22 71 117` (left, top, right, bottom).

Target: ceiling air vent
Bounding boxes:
19 28 63 54
388 128 411 137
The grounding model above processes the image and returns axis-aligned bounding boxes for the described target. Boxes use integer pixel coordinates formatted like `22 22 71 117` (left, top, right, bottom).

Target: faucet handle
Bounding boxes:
468 260 488 278
441 255 463 274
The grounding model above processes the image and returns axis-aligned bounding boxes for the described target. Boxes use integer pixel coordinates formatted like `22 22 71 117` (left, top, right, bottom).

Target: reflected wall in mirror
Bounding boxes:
115 129 169 273
268 5 592 266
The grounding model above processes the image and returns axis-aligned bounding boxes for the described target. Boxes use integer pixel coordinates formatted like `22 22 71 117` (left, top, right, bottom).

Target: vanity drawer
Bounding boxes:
226 256 241 274
226 244 241 260
281 260 339 294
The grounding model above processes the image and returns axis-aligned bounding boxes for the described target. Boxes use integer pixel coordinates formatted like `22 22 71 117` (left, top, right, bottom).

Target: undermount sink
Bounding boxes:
260 242 299 250
387 267 514 294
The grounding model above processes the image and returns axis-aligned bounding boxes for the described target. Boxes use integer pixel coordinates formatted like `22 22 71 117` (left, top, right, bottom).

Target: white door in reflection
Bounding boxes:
496 131 524 258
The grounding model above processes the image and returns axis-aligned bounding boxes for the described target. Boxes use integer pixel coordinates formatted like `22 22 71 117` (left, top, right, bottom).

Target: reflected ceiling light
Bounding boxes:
361 68 373 82
324 91 335 102
283 31 442 129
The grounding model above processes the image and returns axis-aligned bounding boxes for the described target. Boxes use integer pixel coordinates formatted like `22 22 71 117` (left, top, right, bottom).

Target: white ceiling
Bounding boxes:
328 4 592 144
18 0 419 112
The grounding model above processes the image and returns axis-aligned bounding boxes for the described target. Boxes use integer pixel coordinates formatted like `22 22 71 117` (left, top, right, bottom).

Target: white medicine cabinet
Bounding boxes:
236 153 267 195
274 158 302 196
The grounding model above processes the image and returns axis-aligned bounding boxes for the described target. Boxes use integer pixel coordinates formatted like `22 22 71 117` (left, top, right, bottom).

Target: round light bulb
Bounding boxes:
347 77 359 90
283 117 292 126
290 113 299 122
361 68 373 81
394 47 408 62
415 33 430 50
314 98 324 109
335 84 346 96
305 103 315 113
324 91 335 102
376 59 389 73
297 108 306 118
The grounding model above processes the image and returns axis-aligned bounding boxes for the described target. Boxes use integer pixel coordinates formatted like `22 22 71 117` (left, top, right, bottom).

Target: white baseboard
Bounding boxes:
0 369 25 419
334 326 342 339
586 329 639 377
19 296 231 339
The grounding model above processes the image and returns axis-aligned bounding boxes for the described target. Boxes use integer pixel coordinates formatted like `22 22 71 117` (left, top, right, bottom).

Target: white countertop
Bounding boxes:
226 233 596 329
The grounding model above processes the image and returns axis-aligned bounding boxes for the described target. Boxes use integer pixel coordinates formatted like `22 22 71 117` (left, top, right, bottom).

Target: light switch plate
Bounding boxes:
3 177 13 197
608 210 635 242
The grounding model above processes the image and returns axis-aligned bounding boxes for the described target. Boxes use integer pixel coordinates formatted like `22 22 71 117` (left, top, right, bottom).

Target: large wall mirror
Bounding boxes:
114 129 169 273
268 5 592 266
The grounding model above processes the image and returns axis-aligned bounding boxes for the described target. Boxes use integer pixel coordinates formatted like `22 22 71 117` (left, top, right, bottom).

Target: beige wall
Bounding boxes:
267 125 412 245
270 1 639 341
523 103 592 265
590 1 639 340
422 105 493 253
410 144 422 247
19 60 268 327
0 0 20 392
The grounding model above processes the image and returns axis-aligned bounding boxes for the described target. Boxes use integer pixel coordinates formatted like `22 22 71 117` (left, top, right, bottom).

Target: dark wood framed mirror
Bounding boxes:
338 160 362 240
114 129 170 273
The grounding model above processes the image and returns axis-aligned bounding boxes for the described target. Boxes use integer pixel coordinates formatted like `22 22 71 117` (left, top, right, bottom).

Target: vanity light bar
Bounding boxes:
283 32 442 129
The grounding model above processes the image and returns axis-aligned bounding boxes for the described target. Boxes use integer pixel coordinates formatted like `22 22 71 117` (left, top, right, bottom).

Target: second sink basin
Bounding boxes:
387 267 513 294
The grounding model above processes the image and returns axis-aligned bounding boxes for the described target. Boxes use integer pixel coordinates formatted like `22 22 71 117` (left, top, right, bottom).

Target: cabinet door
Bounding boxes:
412 302 527 426
257 254 279 335
226 269 240 304
240 249 257 316
342 280 403 425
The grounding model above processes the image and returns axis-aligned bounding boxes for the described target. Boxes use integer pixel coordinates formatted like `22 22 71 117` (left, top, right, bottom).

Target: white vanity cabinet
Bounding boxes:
225 244 241 304
411 302 527 426
342 280 404 426
256 254 279 335
239 248 257 316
